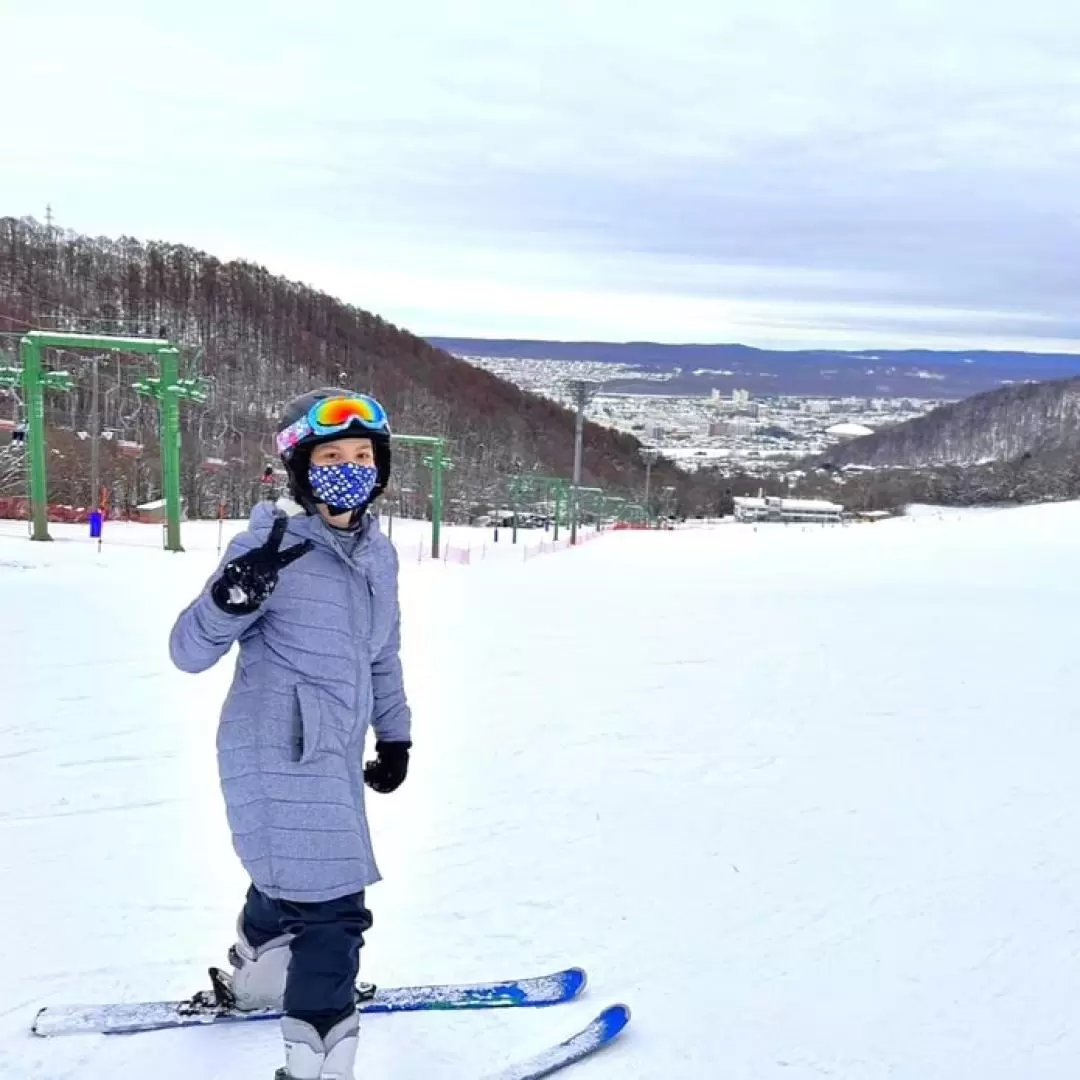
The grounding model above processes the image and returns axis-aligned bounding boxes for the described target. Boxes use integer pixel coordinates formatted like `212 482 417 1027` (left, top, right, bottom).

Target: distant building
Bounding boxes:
134 497 185 524
733 495 844 524
711 418 756 437
826 422 874 439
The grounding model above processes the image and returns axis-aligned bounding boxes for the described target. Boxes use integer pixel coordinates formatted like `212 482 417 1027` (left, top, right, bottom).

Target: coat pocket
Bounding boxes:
295 683 323 765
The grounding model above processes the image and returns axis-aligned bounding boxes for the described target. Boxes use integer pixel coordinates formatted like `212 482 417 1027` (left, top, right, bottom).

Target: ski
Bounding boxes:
31 966 587 1037
480 1004 630 1080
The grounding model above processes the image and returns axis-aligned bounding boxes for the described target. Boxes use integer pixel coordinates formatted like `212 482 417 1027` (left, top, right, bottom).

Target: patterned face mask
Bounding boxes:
308 463 378 510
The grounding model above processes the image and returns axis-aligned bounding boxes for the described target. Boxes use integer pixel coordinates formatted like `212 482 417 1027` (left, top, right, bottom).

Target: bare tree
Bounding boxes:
0 214 724 519
0 443 26 496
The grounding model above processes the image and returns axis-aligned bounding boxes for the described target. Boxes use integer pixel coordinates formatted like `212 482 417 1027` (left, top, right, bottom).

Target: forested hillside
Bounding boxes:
818 377 1080 470
798 377 1080 509
0 216 707 517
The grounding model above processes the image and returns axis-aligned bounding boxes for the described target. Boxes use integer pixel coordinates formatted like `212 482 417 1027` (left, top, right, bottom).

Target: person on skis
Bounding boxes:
169 389 412 1080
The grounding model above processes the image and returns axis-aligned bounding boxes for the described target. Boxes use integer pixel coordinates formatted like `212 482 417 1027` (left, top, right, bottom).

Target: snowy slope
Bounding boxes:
2 505 1079 1079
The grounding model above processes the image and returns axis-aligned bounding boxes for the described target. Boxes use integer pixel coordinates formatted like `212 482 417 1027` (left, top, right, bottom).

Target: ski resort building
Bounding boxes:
733 495 844 524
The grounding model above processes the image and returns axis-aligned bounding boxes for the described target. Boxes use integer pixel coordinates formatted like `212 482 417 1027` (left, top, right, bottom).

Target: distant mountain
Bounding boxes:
427 336 1080 400
815 377 1080 469
790 377 1080 510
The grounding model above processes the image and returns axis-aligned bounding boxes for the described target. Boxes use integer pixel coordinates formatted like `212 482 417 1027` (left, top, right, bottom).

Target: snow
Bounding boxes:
3 502 1080 1078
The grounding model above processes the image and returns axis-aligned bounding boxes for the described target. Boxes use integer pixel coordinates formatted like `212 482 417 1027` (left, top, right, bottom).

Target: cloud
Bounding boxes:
3 0 1079 349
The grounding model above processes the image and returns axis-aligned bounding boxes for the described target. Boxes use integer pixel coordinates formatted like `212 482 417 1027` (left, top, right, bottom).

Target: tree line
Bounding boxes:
0 215 722 519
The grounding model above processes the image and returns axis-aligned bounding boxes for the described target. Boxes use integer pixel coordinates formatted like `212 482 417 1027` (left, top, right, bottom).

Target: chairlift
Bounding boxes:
117 439 144 458
195 409 231 479
223 414 245 469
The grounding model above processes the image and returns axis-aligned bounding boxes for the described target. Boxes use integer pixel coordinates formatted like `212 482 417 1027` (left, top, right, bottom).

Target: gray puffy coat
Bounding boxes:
168 498 411 902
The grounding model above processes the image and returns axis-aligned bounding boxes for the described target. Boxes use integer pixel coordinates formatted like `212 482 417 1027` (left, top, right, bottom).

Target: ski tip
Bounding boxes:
564 967 588 995
598 1003 631 1039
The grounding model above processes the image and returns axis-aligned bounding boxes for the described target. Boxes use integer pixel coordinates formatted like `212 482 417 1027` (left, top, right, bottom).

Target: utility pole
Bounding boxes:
567 379 600 544
640 447 660 525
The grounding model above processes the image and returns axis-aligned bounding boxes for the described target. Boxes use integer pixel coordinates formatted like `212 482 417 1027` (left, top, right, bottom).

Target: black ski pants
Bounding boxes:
241 883 373 1037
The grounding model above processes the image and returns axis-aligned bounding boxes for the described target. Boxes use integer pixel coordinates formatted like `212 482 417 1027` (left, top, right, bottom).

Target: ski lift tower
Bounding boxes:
566 379 601 545
640 447 661 525
11 331 206 550
390 433 448 559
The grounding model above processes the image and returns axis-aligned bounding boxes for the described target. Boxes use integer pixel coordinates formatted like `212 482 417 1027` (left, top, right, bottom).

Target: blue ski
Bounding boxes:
31 967 587 1037
481 1004 630 1080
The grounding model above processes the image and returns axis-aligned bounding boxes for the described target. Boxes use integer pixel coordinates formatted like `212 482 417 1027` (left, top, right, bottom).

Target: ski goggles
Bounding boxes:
276 394 390 456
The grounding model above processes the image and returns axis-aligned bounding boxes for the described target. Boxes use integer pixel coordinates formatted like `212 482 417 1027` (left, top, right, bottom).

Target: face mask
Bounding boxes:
308 462 378 510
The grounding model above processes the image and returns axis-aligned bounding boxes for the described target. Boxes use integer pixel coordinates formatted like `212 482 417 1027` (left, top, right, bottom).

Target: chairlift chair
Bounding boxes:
200 407 232 475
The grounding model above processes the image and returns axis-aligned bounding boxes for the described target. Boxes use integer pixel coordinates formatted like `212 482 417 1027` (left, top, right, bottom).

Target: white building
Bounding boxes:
733 495 844 524
710 417 757 437
826 421 875 439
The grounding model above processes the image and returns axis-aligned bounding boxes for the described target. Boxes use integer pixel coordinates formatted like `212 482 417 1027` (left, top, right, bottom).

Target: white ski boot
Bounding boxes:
275 1011 359 1080
224 915 293 1011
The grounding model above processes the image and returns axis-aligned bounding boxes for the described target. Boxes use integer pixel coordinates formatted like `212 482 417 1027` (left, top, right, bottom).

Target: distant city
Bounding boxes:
454 352 944 477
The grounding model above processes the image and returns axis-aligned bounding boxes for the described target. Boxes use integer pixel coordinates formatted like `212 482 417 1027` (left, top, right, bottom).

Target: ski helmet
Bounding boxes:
275 388 392 516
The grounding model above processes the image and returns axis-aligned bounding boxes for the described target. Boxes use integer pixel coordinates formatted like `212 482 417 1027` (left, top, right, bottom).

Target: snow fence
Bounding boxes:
392 526 605 566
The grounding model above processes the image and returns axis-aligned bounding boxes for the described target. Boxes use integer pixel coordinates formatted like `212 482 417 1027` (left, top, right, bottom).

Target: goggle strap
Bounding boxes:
275 395 389 456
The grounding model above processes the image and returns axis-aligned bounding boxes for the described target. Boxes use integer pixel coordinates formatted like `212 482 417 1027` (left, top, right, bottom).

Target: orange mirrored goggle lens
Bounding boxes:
310 396 388 432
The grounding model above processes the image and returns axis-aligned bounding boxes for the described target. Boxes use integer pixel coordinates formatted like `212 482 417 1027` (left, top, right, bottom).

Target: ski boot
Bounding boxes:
275 1010 359 1080
209 915 293 1012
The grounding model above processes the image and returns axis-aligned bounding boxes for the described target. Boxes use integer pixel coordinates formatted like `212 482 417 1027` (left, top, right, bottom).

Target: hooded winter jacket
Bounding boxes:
168 498 411 903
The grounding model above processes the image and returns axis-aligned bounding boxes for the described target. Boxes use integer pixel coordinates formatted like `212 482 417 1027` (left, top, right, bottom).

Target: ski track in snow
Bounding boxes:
1 506 1079 1078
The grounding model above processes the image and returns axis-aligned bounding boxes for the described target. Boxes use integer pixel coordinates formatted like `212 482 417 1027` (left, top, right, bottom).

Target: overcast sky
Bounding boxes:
4 0 1079 350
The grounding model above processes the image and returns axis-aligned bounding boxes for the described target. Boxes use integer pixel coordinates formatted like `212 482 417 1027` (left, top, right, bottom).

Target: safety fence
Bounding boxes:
0 497 145 524
392 526 605 567
0 500 611 564
522 526 603 561
391 539 481 565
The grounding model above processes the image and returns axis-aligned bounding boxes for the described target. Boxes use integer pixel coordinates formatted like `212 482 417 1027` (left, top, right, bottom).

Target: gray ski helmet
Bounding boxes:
275 388 392 512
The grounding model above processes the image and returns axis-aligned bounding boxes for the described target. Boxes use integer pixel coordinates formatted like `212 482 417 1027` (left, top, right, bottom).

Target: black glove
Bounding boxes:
211 516 313 615
364 741 411 793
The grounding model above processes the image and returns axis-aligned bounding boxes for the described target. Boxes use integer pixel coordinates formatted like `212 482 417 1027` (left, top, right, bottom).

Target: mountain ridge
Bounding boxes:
814 376 1080 471
428 336 1080 399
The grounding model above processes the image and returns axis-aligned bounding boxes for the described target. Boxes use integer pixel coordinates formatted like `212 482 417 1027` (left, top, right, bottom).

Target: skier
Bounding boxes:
168 389 412 1080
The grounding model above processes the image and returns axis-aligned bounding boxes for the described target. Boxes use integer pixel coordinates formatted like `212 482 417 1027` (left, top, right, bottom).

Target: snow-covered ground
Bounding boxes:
2 502 1079 1079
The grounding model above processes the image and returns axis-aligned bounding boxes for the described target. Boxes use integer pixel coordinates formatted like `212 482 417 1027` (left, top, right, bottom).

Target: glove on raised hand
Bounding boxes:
211 516 313 616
